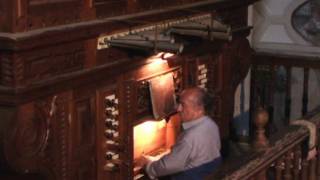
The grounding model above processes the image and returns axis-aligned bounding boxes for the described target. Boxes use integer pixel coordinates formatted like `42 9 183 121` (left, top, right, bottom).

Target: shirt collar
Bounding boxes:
182 116 207 130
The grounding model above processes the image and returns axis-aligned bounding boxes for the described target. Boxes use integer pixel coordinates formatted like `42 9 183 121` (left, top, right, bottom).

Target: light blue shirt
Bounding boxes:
146 116 221 178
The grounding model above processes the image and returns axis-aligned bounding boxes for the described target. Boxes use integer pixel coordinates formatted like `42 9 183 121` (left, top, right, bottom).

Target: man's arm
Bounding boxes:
146 139 191 178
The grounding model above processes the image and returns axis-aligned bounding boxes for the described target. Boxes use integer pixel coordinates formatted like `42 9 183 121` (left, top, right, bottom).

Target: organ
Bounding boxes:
0 0 256 179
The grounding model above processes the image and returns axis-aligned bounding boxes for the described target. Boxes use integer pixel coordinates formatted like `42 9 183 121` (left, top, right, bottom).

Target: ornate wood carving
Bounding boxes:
95 0 127 18
253 107 269 151
1 42 85 88
13 55 24 87
71 97 96 180
4 92 71 179
208 111 320 180
21 42 85 86
97 48 129 66
0 1 257 180
27 0 81 30
275 158 284 180
0 54 15 86
293 145 301 180
0 1 12 32
136 81 152 116
122 80 137 180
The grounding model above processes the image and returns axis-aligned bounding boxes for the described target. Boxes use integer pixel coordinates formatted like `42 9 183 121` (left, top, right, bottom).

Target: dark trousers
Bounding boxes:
170 157 222 180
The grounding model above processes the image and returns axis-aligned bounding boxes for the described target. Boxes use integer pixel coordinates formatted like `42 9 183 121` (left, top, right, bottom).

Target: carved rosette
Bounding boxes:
4 102 50 172
4 94 69 180
12 109 49 158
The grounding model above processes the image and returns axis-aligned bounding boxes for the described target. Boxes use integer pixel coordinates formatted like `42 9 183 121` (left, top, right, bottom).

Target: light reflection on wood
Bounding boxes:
133 119 167 159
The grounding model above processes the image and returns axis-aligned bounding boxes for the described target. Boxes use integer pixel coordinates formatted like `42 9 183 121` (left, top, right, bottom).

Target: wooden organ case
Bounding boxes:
0 0 256 179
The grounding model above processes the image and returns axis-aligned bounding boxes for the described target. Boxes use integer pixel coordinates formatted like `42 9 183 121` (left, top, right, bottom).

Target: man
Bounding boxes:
138 87 221 180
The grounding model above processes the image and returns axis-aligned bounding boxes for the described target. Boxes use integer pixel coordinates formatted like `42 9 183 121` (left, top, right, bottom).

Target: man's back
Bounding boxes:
179 116 221 170
139 87 222 180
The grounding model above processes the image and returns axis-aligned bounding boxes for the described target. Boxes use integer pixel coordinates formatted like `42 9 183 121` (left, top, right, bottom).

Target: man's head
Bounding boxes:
177 87 206 122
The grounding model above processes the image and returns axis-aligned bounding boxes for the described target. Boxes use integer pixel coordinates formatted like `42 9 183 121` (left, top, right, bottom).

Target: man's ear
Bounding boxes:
194 106 205 116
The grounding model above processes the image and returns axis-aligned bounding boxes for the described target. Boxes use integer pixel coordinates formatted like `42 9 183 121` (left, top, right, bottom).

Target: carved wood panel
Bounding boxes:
136 81 152 117
0 1 12 32
96 81 132 180
0 0 95 32
0 53 15 86
27 0 81 30
97 48 129 66
0 42 86 87
71 96 96 180
17 41 85 86
135 0 168 11
3 92 71 180
121 80 136 180
94 0 211 19
94 0 127 18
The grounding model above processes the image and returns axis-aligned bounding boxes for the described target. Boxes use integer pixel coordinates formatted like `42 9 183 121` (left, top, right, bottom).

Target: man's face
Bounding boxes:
177 92 198 122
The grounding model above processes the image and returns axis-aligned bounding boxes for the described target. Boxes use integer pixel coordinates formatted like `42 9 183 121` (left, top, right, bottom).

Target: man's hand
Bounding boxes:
135 155 154 168
307 148 317 160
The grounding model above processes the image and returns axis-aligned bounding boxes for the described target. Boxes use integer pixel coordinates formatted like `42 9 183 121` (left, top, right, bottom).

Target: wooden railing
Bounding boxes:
206 52 320 180
250 52 320 125
207 108 320 180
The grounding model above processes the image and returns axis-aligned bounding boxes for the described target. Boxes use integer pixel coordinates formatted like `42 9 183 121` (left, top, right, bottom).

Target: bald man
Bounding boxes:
138 87 221 180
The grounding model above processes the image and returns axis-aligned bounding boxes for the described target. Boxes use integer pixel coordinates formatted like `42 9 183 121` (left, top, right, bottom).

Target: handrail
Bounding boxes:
207 107 320 180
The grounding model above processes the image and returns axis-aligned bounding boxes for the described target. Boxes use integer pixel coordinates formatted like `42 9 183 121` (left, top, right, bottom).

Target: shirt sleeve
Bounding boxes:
145 138 191 178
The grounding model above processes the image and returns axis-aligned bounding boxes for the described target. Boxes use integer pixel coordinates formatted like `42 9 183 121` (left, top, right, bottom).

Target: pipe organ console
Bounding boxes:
0 0 256 179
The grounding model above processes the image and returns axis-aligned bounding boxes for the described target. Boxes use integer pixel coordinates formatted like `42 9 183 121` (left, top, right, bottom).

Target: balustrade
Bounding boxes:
207 108 320 180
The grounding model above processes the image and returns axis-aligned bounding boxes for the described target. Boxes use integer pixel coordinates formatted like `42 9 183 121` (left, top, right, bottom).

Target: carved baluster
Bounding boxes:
275 158 284 180
309 158 317 180
284 151 293 180
302 68 309 116
268 65 275 125
293 145 301 180
285 66 291 124
301 159 309 180
253 107 269 151
317 143 320 179
255 170 267 180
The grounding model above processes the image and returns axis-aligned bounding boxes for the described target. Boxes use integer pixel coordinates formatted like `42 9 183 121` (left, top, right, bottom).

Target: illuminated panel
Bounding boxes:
146 53 168 72
133 120 167 159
